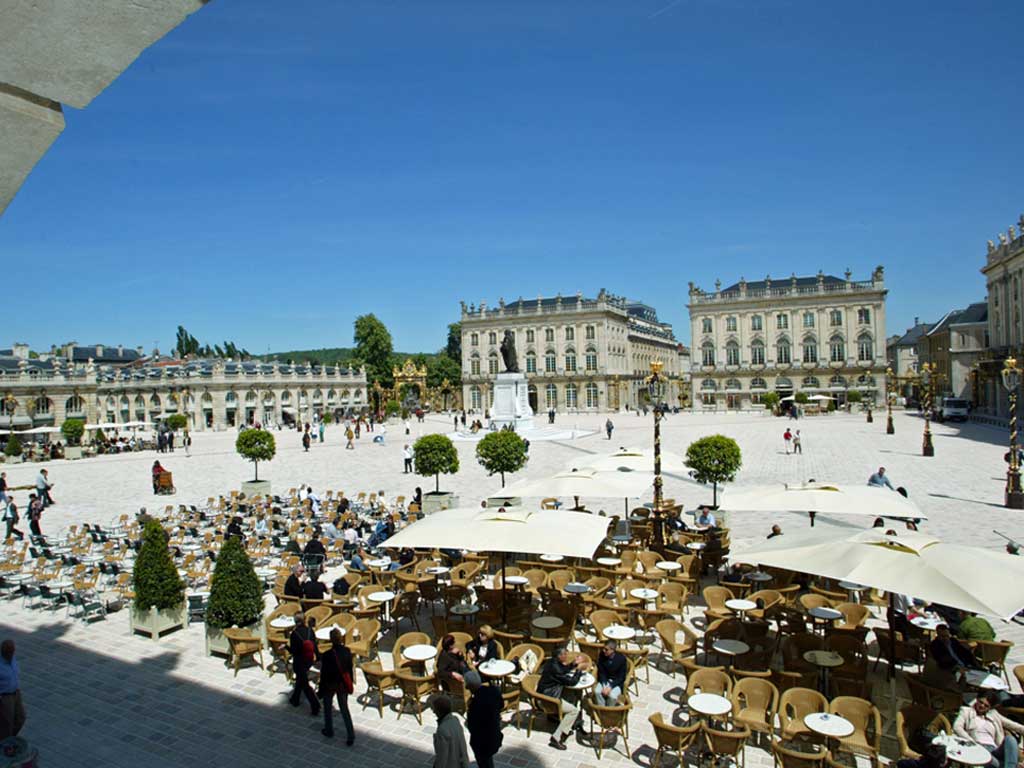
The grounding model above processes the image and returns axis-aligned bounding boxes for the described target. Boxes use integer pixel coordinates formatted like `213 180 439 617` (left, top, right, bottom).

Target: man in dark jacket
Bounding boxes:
538 646 583 750
284 564 304 598
595 640 627 705
465 671 502 768
288 612 320 715
302 572 328 601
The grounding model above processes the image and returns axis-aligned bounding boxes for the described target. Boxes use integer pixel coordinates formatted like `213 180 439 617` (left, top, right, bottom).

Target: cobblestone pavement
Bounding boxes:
3 410 1024 767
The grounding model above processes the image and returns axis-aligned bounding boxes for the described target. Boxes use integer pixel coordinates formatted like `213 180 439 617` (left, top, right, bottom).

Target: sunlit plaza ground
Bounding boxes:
3 409 1024 767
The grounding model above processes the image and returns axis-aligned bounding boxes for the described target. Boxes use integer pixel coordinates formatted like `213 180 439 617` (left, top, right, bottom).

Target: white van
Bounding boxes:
941 397 970 422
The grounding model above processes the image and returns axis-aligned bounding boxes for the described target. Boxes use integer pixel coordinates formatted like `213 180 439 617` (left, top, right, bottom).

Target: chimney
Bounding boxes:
914 316 919 326
117 344 123 357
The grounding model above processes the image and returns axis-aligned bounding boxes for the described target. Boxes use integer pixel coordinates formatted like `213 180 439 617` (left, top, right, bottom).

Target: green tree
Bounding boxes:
427 353 462 388
761 392 780 413
414 434 460 492
794 392 810 405
132 519 185 611
61 418 85 446
4 435 22 457
385 399 401 417
445 322 462 362
846 390 862 403
354 314 394 386
236 428 276 481
476 431 528 487
166 413 188 431
205 536 263 629
684 434 742 507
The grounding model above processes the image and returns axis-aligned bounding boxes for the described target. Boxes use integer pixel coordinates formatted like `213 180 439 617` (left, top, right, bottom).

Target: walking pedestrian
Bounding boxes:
431 694 469 768
783 428 792 455
345 426 354 450
0 639 25 741
35 468 54 507
319 422 325 443
27 495 43 538
302 431 311 452
288 612 320 716
318 628 355 745
793 429 802 454
465 671 502 768
183 429 192 457
454 415 459 431
3 500 23 541
404 418 411 436
0 472 7 506
605 418 614 440
403 444 413 474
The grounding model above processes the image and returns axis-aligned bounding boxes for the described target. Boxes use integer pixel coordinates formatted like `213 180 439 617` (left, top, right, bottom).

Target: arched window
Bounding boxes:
488 331 497 345
802 336 818 363
726 316 738 332
829 374 847 389
776 377 793 390
352 388 362 401
136 394 148 408
545 383 558 409
470 385 481 410
525 351 537 374
726 341 740 366
829 335 845 362
488 352 499 375
585 382 599 408
35 397 53 415
280 390 291 403
263 391 275 405
750 377 767 390
470 353 481 376
857 333 874 362
201 392 213 406
327 389 337 403
776 338 791 364
544 350 557 373
750 340 765 365
585 347 598 372
470 333 479 346
725 378 741 391
564 348 577 372
0 399 14 417
701 379 717 391
147 393 161 408
312 389 323 402
565 383 578 408
802 376 820 389
701 342 715 366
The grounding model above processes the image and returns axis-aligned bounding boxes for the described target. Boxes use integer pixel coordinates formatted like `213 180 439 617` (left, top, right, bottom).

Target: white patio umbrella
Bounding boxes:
719 482 926 524
567 447 693 477
22 426 61 434
501 466 655 500
808 394 833 401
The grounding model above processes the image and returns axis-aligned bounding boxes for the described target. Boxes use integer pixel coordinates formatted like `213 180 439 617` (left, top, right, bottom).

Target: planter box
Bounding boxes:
241 480 271 497
130 603 186 641
64 446 83 460
4 455 22 464
423 491 458 515
205 620 263 657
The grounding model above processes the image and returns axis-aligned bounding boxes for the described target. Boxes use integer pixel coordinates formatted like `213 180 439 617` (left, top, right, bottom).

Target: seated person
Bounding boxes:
538 646 584 751
595 640 627 705
666 510 688 532
436 634 469 691
466 625 500 665
284 564 305 598
958 611 996 642
253 514 269 537
151 460 165 493
321 518 343 542
349 547 369 572
303 531 327 558
226 516 244 540
954 691 1024 768
924 623 981 690
897 743 948 768
302 572 328 601
398 547 415 567
695 505 716 528
767 524 783 539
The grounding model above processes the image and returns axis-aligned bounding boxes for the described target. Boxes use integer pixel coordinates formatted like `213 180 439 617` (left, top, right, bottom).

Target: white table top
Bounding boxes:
804 713 854 738
540 554 564 562
596 557 622 566
503 576 529 585
934 736 993 766
368 591 396 602
726 599 757 612
426 566 450 575
809 606 843 621
630 588 659 600
964 669 1010 691
570 672 596 690
5 574 32 583
687 542 706 551
838 581 867 591
402 644 437 661
368 559 391 568
713 639 750 657
315 624 348 640
564 582 592 594
744 571 772 582
603 624 636 641
803 650 844 668
911 616 942 631
451 603 480 615
532 616 564 630
270 617 297 628
255 568 278 577
657 561 682 571
479 659 515 678
689 693 732 716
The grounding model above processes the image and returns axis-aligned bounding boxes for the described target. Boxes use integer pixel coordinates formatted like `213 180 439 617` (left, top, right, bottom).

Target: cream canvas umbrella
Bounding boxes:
567 447 695 477
501 467 655 501
720 482 926 524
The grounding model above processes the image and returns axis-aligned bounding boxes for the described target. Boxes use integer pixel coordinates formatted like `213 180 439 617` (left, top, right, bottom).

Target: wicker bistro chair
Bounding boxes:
972 640 1013 684
703 721 751 768
395 669 436 724
586 696 633 759
732 677 779 744
687 668 732 698
773 741 829 768
360 662 400 718
656 619 699 676
778 687 828 742
520 674 563 737
346 618 381 662
829 696 881 767
649 712 701 768
897 705 952 759
223 628 264 676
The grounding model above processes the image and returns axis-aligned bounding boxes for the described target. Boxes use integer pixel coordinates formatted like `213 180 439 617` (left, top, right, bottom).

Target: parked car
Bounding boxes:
940 397 970 422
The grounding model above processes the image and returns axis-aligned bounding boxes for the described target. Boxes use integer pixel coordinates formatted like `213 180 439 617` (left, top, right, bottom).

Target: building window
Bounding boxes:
701 342 715 366
488 332 497 345
545 383 558 409
565 327 575 341
803 312 815 328
585 382 598 408
857 308 871 325
803 339 818 363
566 383 578 409
564 349 577 372
726 342 740 366
858 334 874 362
701 379 717 392
830 374 846 389
829 336 845 362
750 376 767 390
488 354 499 375
726 316 737 332
777 314 789 330
725 378 741 391
470 333 479 346
545 328 554 342
585 348 598 371
470 355 480 375
777 340 792 364
526 352 537 373
751 341 765 365
702 318 713 334
751 315 763 331
470 386 481 410
830 310 843 327
526 329 535 343
802 376 820 389
586 325 595 340
545 351 557 373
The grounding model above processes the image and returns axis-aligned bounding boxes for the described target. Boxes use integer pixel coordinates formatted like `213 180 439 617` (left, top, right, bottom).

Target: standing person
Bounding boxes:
0 639 25 741
538 646 584 750
183 429 192 457
318 628 355 745
548 407 555 425
35 468 54 507
465 671 503 768
354 419 361 439
302 431 311 452
3 500 23 541
168 431 175 452
288 613 320 715
793 430 802 454
318 422 325 443
27 495 43 538
345 425 355 450
605 418 614 440
461 411 467 427
403 444 413 474
783 428 792 454
404 418 411 436
0 472 7 506
594 640 627 705
453 415 459 431
431 694 469 768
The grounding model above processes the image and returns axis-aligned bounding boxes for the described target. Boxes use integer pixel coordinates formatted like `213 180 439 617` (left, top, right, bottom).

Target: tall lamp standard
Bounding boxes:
645 361 668 546
885 366 895 435
1002 358 1023 509
921 362 935 457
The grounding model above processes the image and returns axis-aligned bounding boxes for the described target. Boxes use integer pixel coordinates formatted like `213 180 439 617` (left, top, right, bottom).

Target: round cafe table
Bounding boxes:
744 571 772 584
808 606 843 635
725 598 757 620
596 557 622 567
564 582 592 595
712 639 750 672
803 650 844 697
630 588 659 606
270 616 296 629
911 616 943 632
368 558 392 569
369 591 396 603
934 736 992 766
503 575 529 586
450 603 480 624
425 566 450 576
479 658 515 680
804 712 854 739
315 624 348 640
403 644 438 662
964 669 1010 691
688 693 732 718
532 616 564 638
603 624 636 642
686 542 706 551
571 672 596 690
657 561 682 572
838 581 868 603
540 554 564 563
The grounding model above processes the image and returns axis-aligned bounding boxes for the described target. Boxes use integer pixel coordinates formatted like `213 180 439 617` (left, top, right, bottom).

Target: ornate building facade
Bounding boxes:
686 269 888 409
0 349 367 433
458 291 688 413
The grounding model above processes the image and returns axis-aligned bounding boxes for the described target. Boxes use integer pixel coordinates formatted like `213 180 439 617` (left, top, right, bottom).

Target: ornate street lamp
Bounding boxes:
885 366 895 435
645 361 668 545
1002 358 1023 509
3 393 15 432
921 363 934 457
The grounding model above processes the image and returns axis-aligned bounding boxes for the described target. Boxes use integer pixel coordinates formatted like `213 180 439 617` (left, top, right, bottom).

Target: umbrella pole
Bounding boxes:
501 552 508 628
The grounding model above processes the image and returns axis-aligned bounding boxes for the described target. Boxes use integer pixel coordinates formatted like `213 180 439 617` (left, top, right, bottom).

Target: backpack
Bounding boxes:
301 638 316 664
332 577 351 596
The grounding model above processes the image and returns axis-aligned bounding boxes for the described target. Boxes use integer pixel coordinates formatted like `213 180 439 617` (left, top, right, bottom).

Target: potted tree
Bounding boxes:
204 536 264 656
236 428 275 496
414 434 460 513
761 391 780 415
130 519 186 640
476 431 528 489
166 413 188 433
684 434 742 524
61 418 85 460
4 435 23 464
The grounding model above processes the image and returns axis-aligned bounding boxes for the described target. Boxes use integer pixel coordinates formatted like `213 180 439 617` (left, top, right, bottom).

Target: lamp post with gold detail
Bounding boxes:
1002 357 1023 509
920 362 935 457
645 361 668 545
885 366 895 435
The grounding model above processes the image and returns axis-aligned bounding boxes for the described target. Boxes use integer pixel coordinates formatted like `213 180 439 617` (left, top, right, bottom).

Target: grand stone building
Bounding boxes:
0 345 367 433
459 291 688 413
686 269 888 410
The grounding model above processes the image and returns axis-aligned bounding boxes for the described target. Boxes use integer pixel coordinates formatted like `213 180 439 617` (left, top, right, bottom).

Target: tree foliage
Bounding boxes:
794 392 809 405
684 434 742 506
165 414 188 431
414 434 460 492
236 428 276 481
132 519 185 611
761 392 780 413
61 418 85 446
476 431 528 487
175 325 249 360
206 536 263 629
4 435 22 457
846 390 862 403
354 314 395 386
428 354 462 388
445 322 462 363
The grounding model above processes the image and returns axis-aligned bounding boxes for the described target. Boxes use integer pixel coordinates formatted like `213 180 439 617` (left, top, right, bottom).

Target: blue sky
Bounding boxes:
2 0 1021 354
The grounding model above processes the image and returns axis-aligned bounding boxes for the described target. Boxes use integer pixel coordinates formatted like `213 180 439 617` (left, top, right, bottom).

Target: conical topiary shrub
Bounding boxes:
206 536 263 630
133 519 185 611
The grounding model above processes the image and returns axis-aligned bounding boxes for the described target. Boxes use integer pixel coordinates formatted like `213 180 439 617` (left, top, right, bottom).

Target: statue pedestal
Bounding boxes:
491 373 535 432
